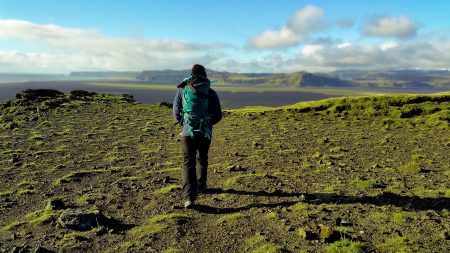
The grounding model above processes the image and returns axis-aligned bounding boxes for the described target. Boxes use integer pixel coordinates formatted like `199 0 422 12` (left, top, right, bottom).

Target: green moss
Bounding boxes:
162 248 182 253
130 213 189 239
392 212 406 224
325 239 364 253
118 176 141 181
291 202 308 211
54 169 108 184
26 206 59 225
1 221 26 232
76 193 106 205
426 109 450 128
216 213 244 224
376 236 411 253
324 184 338 193
16 180 36 188
264 211 278 220
400 162 421 173
56 230 93 249
445 189 450 197
0 190 13 197
246 235 266 246
2 149 23 155
17 189 35 195
369 211 389 222
223 173 264 188
29 132 44 141
252 243 284 253
153 184 181 195
352 179 373 189
147 167 180 174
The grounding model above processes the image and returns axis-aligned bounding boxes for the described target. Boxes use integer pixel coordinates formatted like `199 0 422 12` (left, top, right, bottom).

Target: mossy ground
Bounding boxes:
0 91 449 252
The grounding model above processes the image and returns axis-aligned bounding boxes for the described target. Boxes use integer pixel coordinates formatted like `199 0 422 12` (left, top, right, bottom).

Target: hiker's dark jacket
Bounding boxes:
173 77 222 137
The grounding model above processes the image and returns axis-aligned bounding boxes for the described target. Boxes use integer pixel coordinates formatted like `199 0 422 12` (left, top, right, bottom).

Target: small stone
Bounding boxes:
46 199 65 210
9 157 20 164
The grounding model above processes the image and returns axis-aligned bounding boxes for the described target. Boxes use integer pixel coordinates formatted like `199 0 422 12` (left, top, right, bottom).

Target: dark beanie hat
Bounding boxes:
191 64 207 77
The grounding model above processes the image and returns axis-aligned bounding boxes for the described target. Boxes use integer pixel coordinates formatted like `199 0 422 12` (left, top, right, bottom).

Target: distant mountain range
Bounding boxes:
66 69 450 89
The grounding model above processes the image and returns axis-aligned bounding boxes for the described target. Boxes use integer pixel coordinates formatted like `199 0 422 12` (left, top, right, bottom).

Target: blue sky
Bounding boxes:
0 0 449 73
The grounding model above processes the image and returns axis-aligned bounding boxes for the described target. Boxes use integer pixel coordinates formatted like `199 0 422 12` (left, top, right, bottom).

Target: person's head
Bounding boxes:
191 64 207 77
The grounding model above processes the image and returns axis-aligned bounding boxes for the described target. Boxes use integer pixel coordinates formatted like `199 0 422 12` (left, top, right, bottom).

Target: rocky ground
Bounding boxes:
0 89 449 253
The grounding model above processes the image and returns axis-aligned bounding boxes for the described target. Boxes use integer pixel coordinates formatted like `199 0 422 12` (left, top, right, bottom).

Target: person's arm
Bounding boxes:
208 89 222 125
173 88 183 123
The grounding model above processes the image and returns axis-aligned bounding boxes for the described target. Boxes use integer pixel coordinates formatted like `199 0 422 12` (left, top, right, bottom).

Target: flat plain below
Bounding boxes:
0 80 445 109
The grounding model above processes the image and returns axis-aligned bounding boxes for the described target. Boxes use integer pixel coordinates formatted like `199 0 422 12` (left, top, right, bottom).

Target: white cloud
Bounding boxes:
337 42 351 49
286 5 325 34
294 41 450 70
249 27 299 49
249 5 325 49
379 41 397 50
364 15 419 38
0 17 448 73
0 19 230 72
301 44 323 57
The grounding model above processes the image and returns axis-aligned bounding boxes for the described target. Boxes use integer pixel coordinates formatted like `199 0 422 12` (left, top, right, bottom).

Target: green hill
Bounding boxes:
135 70 354 87
0 90 449 252
69 69 450 88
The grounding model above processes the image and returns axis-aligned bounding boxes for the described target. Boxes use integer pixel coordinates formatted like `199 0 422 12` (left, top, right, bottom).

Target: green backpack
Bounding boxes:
182 76 212 139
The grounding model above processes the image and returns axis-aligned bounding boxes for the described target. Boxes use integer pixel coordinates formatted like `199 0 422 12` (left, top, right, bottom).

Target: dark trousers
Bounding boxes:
182 133 211 201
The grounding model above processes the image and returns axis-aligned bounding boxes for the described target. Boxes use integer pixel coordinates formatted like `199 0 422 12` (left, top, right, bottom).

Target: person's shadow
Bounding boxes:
192 188 450 214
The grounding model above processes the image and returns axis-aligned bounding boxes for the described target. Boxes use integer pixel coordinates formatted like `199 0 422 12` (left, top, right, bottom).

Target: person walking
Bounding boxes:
173 64 222 208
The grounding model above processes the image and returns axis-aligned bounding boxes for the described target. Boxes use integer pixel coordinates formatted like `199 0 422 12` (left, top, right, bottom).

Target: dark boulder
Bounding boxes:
58 209 108 230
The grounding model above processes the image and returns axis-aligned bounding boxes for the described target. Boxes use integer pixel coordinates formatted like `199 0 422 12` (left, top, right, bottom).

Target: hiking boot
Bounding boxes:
184 200 194 209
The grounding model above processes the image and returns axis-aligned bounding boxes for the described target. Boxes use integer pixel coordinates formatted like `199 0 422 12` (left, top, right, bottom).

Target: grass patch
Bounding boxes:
325 239 364 253
223 173 265 188
246 235 266 246
76 193 106 205
264 211 278 220
392 212 407 224
129 213 189 239
147 167 180 174
26 207 59 225
56 227 105 250
153 184 181 195
1 221 26 232
352 179 373 189
17 189 35 195
376 236 411 252
252 243 284 253
162 248 182 253
16 180 36 188
400 162 421 173
54 169 108 184
216 213 245 224
290 202 308 211
0 190 13 197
